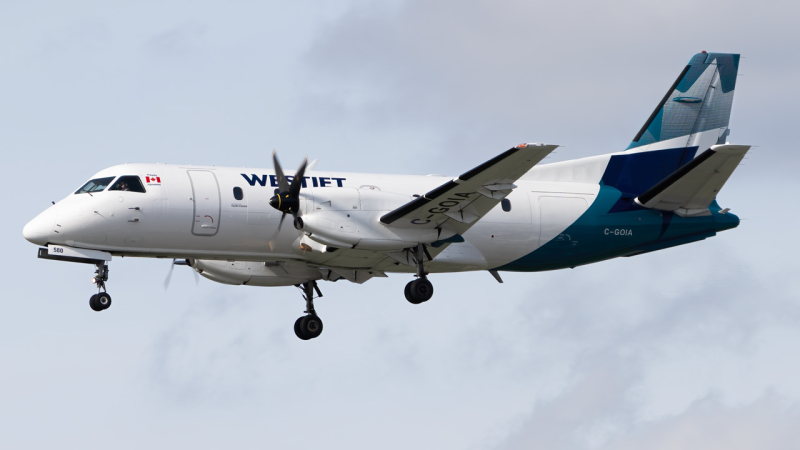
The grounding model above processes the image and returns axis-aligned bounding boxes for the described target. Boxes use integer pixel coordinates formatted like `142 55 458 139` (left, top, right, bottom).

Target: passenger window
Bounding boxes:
109 176 146 193
501 198 512 212
233 187 243 200
75 177 115 194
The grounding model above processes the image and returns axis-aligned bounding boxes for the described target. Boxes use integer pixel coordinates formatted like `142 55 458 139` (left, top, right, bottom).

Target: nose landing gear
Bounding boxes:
294 280 323 340
89 262 112 312
405 243 434 304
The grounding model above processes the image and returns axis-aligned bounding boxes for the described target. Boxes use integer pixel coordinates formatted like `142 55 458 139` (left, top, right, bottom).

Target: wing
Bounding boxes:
380 143 558 233
635 144 750 217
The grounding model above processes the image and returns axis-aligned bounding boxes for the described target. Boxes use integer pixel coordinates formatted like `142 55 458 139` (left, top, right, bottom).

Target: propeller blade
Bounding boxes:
163 259 176 291
193 269 200 286
272 150 290 192
289 158 308 197
268 213 287 251
278 211 287 231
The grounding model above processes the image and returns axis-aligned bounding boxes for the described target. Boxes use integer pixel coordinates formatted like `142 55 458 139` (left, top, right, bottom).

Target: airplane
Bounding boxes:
23 51 749 340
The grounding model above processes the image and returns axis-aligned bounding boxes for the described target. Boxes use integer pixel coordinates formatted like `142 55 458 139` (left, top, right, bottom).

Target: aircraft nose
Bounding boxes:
23 206 56 246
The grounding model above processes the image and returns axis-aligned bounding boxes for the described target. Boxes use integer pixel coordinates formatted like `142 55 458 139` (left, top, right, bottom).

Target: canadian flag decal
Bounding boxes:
146 175 161 184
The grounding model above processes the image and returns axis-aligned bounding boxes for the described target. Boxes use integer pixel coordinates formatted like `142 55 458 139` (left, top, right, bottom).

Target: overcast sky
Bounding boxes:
3 0 800 449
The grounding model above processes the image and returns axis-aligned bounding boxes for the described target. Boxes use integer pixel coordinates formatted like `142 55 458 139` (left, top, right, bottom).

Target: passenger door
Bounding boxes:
187 170 221 236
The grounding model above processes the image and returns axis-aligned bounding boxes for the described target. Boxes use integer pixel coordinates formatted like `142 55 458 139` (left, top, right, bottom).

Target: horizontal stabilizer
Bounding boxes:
635 144 750 216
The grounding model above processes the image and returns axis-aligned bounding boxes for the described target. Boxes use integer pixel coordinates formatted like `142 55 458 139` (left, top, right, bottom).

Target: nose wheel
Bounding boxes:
89 262 112 312
294 280 324 340
90 292 112 311
405 243 434 304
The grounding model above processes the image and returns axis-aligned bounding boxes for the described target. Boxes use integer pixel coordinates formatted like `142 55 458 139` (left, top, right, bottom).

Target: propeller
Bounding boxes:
268 151 308 249
163 259 200 290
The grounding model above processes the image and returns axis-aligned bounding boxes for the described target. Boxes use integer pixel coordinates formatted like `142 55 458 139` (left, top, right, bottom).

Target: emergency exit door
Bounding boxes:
187 170 221 236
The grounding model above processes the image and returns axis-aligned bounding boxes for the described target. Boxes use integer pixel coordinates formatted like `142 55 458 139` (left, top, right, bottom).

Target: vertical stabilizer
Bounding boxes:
627 52 739 153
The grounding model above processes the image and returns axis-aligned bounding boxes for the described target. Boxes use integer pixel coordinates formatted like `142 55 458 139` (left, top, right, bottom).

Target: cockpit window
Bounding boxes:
109 176 146 193
75 177 115 194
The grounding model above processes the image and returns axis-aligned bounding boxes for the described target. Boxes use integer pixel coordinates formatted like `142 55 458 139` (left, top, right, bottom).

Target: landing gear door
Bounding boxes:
187 170 221 236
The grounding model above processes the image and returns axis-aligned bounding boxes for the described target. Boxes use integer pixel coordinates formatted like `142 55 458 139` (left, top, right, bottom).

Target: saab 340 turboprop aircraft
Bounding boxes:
24 52 749 340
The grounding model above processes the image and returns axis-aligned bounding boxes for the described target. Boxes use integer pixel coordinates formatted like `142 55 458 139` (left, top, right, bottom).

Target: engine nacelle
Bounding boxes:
299 187 454 250
192 259 322 286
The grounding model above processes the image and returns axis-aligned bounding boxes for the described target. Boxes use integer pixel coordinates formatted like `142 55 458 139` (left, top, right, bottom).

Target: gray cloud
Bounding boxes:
493 244 800 449
605 394 800 450
143 23 208 60
300 0 799 168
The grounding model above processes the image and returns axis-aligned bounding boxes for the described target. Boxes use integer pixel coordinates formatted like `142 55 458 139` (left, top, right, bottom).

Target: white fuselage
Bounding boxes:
24 162 598 275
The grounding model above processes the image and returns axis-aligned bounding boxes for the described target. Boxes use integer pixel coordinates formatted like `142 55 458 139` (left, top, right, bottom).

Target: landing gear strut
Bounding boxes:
294 280 323 340
405 244 434 304
89 262 112 312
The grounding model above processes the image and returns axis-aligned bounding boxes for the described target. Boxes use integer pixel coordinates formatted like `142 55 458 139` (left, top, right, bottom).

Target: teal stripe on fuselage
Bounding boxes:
498 186 739 272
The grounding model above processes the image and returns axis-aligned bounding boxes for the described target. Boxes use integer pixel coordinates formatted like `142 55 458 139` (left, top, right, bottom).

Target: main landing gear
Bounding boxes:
89 262 112 312
405 244 434 305
294 280 324 340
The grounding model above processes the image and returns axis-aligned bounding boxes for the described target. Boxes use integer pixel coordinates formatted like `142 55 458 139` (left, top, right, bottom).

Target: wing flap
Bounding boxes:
635 144 750 216
380 143 558 229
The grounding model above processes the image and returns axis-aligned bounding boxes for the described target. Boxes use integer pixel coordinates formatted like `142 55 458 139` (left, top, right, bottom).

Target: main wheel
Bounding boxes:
294 316 310 340
405 281 423 304
407 278 434 303
89 294 103 311
296 315 323 340
96 292 112 310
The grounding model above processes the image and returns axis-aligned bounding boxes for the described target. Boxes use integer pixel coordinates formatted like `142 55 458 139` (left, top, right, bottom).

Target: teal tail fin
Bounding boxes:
627 52 740 152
